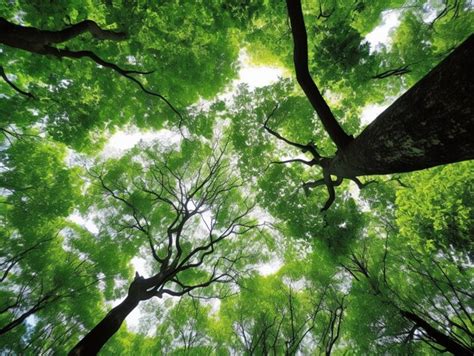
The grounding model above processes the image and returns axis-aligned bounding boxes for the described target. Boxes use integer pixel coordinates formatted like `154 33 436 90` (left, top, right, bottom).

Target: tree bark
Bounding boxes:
68 294 139 355
400 310 472 355
326 34 474 178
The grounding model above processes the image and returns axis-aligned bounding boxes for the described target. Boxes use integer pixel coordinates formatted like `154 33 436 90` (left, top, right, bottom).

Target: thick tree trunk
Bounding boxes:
68 294 139 355
328 35 474 178
400 310 472 355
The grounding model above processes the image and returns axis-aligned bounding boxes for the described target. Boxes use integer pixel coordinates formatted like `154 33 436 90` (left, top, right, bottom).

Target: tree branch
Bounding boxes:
372 65 411 79
42 46 182 122
271 158 317 166
0 17 183 124
0 17 126 45
0 66 34 98
45 19 127 43
264 105 322 159
285 0 353 149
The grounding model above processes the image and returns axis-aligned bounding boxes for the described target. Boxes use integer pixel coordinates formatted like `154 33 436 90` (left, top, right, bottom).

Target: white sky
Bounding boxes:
234 51 284 90
69 211 99 234
101 128 182 158
360 103 388 125
365 10 401 52
69 16 401 332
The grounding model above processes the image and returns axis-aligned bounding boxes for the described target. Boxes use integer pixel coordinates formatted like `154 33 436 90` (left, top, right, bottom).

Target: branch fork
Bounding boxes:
264 109 372 211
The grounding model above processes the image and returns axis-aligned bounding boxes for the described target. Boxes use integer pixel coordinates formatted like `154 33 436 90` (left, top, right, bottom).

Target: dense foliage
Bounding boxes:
1 0 472 354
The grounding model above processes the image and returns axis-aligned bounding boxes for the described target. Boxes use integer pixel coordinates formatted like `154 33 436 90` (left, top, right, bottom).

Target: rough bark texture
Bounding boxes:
283 1 473 210
328 34 474 178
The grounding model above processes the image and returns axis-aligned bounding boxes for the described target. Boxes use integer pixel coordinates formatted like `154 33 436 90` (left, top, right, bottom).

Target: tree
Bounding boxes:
262 0 473 210
0 139 106 353
218 274 346 355
0 1 246 149
342 232 473 355
153 299 215 355
1 1 473 354
69 141 260 354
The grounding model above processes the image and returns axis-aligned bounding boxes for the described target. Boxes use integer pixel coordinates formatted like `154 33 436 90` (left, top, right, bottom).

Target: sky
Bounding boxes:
69 12 403 332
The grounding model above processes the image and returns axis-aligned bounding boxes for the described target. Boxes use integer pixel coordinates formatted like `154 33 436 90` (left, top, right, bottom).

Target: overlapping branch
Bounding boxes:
72 145 260 353
263 107 372 211
92 145 258 300
1 250 100 336
0 65 34 98
341 238 473 355
0 17 182 122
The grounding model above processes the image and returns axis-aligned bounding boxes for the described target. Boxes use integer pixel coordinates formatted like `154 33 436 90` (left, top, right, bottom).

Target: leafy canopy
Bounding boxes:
1 0 472 354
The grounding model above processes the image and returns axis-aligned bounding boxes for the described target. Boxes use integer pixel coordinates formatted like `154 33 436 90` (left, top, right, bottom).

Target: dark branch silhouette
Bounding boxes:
263 109 371 211
371 65 411 79
0 65 34 98
285 0 353 150
0 17 182 122
429 0 462 28
1 250 99 336
343 238 473 355
70 145 258 355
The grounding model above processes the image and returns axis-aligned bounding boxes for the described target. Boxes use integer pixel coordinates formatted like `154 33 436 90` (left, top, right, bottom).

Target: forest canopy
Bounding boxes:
0 0 473 355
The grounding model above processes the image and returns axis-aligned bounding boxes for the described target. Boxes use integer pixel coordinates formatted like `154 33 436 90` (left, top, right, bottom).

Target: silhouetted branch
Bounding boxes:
285 0 353 149
43 46 182 122
0 17 183 123
350 177 376 189
263 105 322 161
372 65 411 79
0 66 34 98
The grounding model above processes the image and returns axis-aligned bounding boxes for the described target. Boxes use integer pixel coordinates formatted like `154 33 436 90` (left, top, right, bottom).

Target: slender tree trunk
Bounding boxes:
400 310 472 356
69 272 166 355
0 296 50 335
68 294 139 355
327 34 474 178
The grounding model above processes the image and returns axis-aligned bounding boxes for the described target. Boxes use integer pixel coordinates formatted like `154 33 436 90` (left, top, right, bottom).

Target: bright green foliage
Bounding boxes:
0 139 80 229
0 140 104 353
244 0 473 141
0 0 246 150
1 1 473 355
341 223 472 354
396 161 474 257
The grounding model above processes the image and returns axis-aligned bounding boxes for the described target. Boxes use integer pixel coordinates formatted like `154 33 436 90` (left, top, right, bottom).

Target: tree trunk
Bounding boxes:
400 310 472 355
327 34 474 178
69 272 167 355
68 294 139 355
